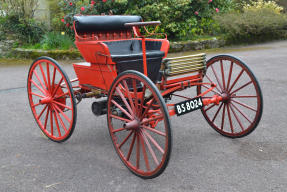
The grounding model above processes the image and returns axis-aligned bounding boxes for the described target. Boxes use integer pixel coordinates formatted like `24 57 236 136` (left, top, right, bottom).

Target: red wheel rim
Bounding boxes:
198 55 263 137
107 71 171 178
27 58 76 142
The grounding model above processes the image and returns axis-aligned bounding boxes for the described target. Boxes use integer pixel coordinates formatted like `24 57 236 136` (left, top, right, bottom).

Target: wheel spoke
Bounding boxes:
116 87 134 118
141 115 163 125
126 132 136 161
231 95 258 98
37 105 48 119
230 102 252 124
118 131 133 149
31 79 47 96
52 107 62 137
111 99 133 120
226 62 233 90
140 98 155 120
139 132 150 171
132 79 139 115
30 92 45 98
53 103 72 124
112 127 126 133
54 106 68 132
33 70 47 92
54 91 69 99
143 130 164 154
142 130 159 165
122 80 136 114
230 104 244 131
52 100 72 111
50 109 54 136
211 64 223 91
51 67 57 93
232 99 257 112
136 133 140 169
228 69 244 93
142 125 166 137
205 74 221 93
226 104 234 133
230 81 252 95
46 62 51 91
138 85 147 117
212 103 223 123
39 63 49 92
44 107 50 130
52 78 64 97
202 84 220 95
221 103 226 130
110 114 131 122
32 102 41 108
220 60 226 90
204 103 216 112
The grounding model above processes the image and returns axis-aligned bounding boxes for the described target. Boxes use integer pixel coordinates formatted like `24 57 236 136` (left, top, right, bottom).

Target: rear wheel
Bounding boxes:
27 57 77 142
197 55 263 138
107 70 172 179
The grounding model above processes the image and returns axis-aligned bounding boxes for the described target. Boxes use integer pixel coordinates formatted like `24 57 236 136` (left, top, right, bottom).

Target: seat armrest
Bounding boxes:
124 21 161 27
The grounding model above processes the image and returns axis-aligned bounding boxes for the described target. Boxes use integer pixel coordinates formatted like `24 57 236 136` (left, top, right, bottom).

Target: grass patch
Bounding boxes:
21 32 75 50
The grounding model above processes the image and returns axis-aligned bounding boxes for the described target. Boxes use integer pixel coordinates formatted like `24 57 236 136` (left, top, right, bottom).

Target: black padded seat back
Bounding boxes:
104 40 162 56
146 41 162 51
103 40 164 82
73 15 142 33
104 40 141 55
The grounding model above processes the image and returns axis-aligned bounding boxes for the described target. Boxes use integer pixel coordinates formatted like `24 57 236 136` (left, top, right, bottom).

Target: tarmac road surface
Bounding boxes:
0 40 287 192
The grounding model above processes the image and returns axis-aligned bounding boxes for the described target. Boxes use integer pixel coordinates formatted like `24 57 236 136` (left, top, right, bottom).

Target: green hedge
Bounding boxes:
59 0 235 40
214 0 287 43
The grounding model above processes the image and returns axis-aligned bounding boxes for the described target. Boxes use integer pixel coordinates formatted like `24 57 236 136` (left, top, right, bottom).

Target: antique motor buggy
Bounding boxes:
27 15 263 179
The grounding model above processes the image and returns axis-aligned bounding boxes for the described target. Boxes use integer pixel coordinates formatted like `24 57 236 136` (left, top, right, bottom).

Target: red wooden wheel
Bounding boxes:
107 70 172 179
197 55 263 138
27 57 77 142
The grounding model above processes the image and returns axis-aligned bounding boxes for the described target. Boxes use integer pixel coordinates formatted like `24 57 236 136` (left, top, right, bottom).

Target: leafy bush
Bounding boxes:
214 0 287 42
48 0 67 32
0 15 45 44
59 0 235 40
243 0 284 13
0 0 46 44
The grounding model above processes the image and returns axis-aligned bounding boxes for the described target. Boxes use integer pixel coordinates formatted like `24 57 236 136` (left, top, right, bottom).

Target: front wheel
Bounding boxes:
197 55 263 138
107 70 172 179
27 57 77 142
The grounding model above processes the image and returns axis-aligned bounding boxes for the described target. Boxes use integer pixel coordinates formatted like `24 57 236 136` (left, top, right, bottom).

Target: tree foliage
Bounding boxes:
59 0 234 40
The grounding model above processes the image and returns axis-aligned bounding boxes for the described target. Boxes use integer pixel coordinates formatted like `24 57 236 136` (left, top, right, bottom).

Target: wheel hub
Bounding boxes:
39 96 53 104
221 92 230 103
123 119 140 130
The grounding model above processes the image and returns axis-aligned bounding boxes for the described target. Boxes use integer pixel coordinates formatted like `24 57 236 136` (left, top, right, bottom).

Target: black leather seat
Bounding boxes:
73 15 164 82
73 15 142 33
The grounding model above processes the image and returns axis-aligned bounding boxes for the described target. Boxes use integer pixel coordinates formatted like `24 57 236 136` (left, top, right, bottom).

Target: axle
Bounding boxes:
202 95 222 106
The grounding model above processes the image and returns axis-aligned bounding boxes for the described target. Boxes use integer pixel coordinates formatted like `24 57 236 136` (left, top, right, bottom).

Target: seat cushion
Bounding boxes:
73 15 142 33
110 51 165 62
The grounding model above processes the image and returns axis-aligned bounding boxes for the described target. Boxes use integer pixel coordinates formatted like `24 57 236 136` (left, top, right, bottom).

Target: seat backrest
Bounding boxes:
74 15 142 41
